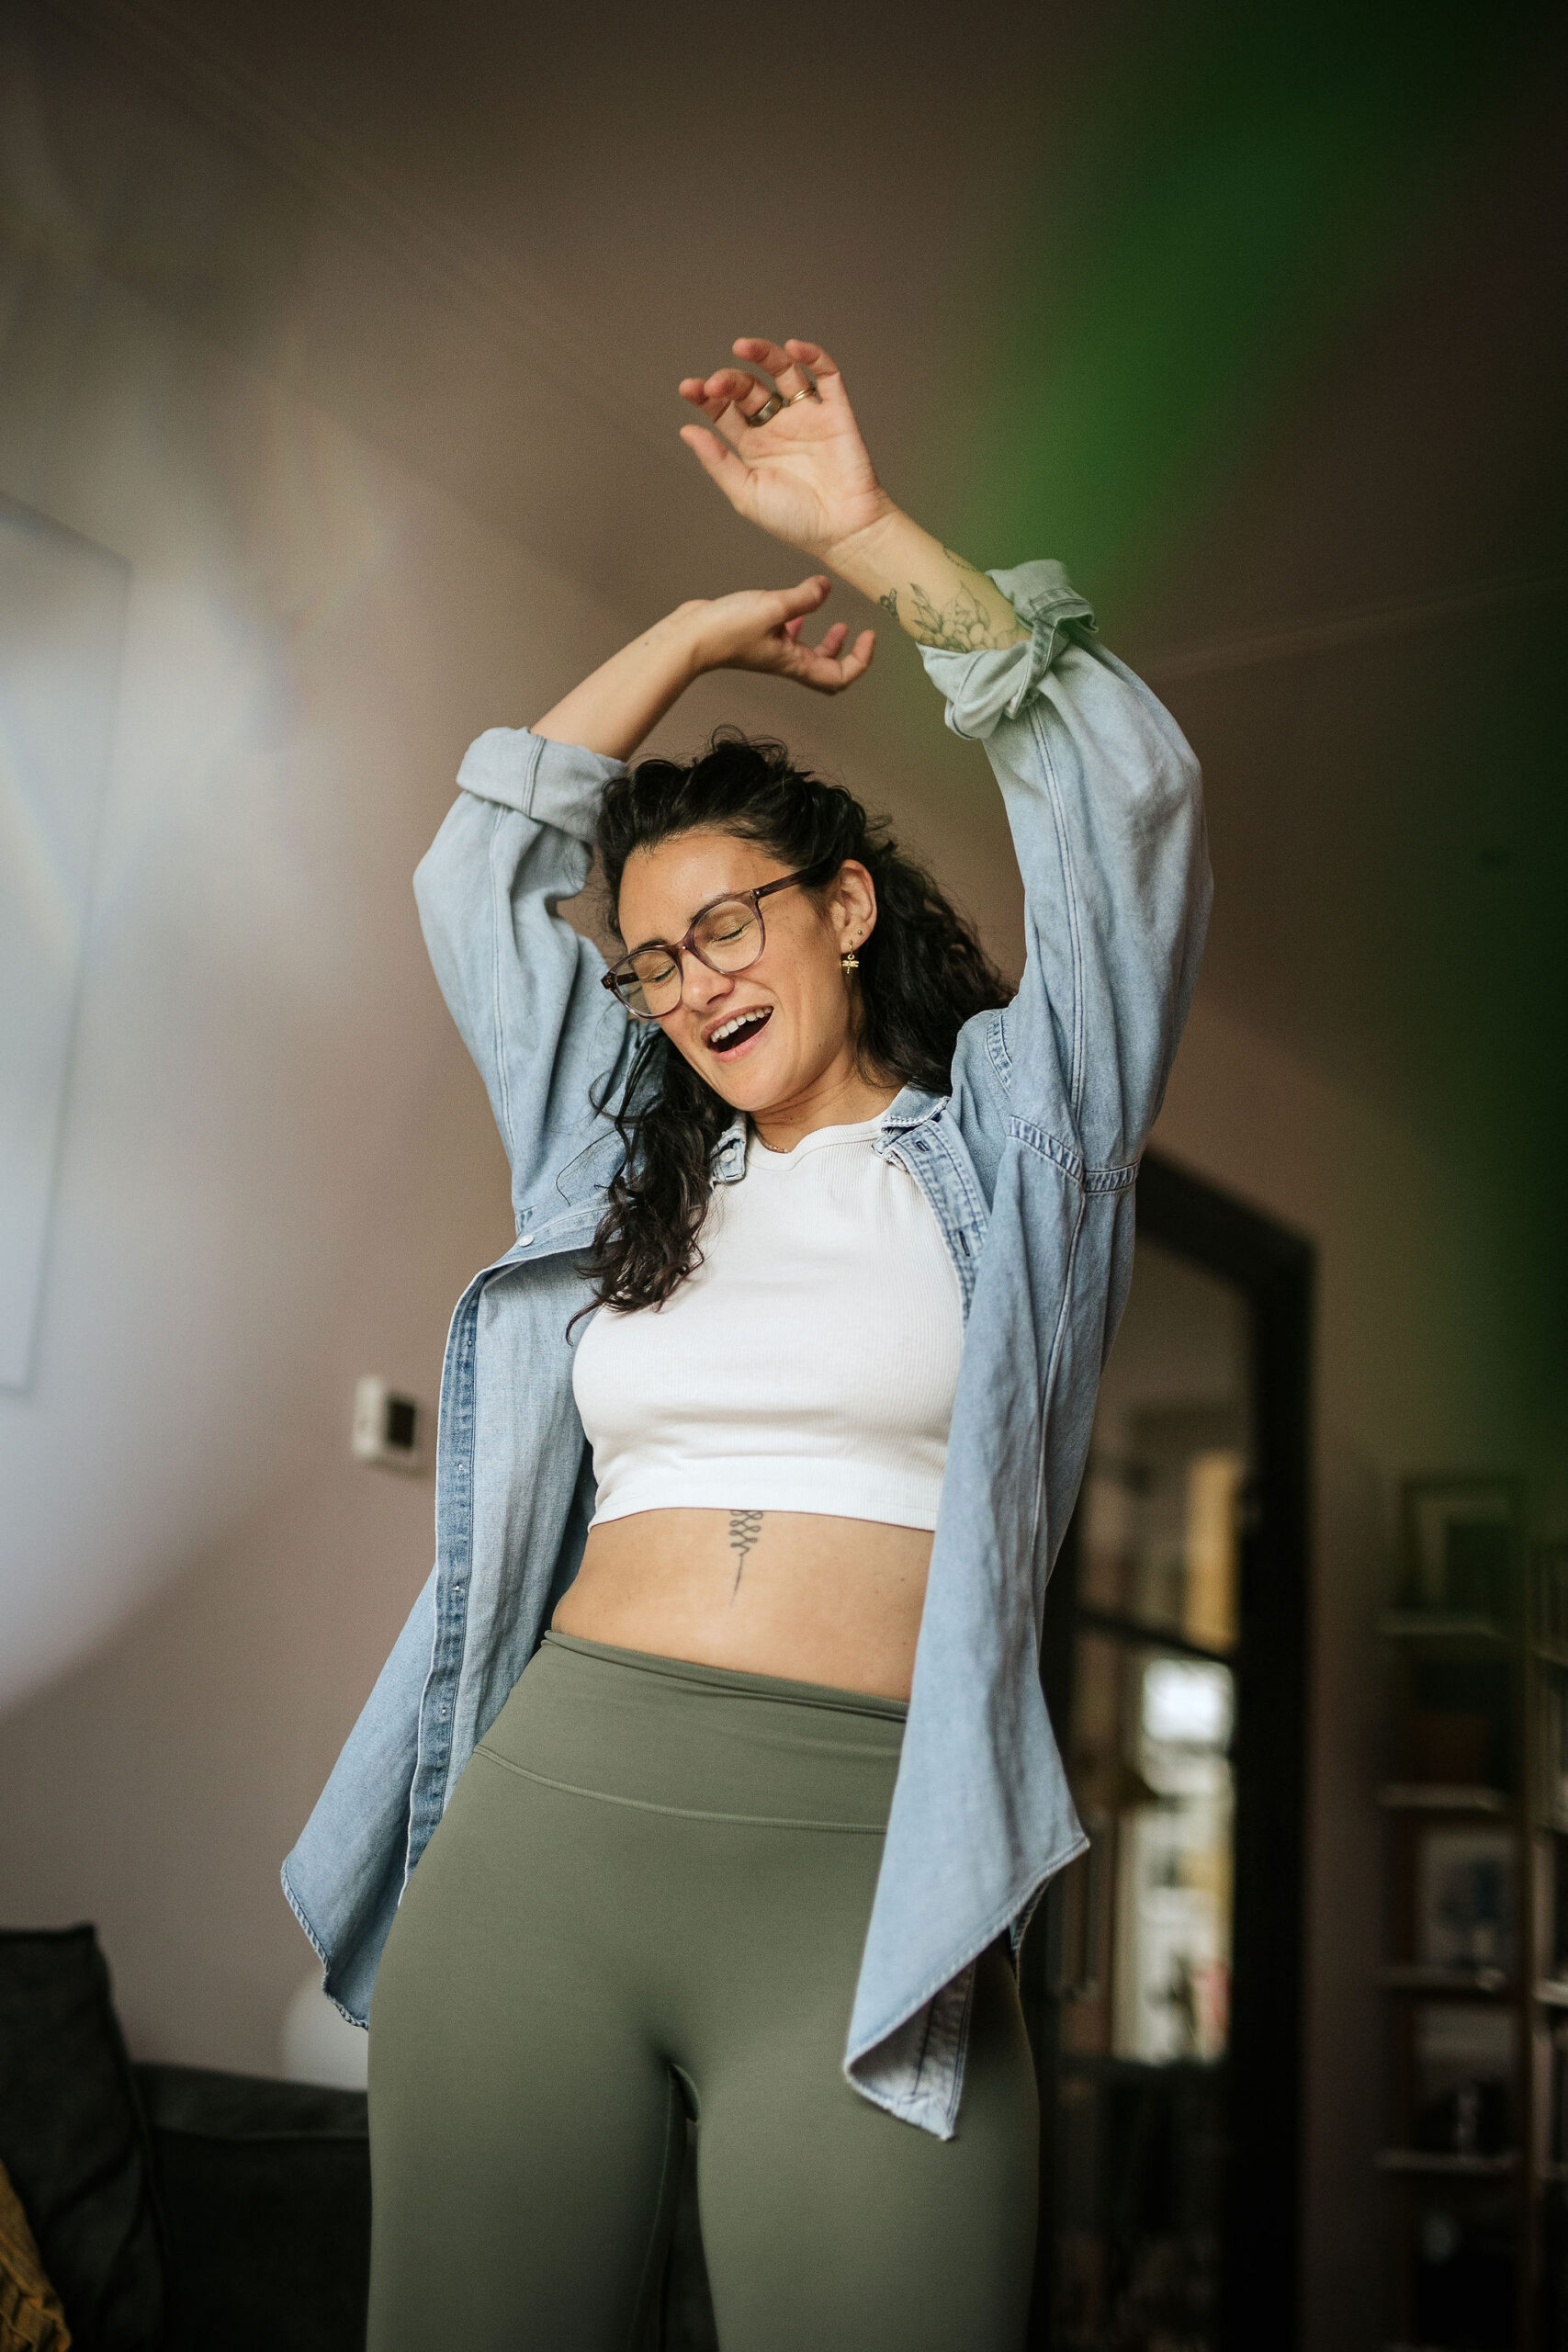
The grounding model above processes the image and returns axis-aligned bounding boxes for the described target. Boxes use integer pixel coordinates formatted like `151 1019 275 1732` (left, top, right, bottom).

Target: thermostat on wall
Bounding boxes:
352 1375 425 1471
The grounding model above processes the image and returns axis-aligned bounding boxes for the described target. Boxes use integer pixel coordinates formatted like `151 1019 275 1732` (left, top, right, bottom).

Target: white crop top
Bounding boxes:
572 1114 964 1531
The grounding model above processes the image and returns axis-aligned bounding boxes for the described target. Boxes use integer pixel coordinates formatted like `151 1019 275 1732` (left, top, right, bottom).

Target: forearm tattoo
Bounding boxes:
874 545 1025 651
907 576 1015 653
728 1509 764 1597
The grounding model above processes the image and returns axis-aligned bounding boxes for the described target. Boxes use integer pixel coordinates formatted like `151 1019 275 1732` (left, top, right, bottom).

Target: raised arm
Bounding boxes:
529 574 878 761
680 334 1210 1171
678 336 1026 655
417 559 882 1224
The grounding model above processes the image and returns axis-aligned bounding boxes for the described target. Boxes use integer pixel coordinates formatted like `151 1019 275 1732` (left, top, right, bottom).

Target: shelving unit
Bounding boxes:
1375 1489 1568 2351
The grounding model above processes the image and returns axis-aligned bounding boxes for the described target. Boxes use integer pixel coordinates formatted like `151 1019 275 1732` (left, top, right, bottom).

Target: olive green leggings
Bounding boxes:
366 1633 1038 2351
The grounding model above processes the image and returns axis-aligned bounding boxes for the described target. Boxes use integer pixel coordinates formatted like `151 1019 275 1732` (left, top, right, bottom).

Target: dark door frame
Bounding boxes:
1026 1148 1315 2351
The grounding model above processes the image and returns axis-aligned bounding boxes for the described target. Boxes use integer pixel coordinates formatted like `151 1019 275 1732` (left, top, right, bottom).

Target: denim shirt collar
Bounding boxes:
708 1086 949 1189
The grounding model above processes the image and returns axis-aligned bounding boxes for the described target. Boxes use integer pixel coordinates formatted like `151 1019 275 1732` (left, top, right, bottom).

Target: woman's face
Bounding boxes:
615 829 877 1117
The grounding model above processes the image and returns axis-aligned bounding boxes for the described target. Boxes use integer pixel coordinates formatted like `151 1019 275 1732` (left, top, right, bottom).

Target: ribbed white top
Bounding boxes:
572 1114 964 1531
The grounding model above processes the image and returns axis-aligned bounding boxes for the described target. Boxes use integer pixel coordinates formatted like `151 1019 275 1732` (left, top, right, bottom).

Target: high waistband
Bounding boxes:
475 1632 906 1832
541 1631 909 1721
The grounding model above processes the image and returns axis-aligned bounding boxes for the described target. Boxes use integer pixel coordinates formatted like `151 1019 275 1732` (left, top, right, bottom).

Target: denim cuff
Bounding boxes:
456 728 627 843
918 560 1096 742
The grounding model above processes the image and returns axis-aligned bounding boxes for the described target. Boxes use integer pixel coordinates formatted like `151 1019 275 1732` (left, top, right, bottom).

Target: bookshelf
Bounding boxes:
1376 1486 1568 2351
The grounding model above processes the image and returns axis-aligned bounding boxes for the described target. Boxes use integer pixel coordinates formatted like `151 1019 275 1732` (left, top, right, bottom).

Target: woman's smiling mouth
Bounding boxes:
705 1006 773 1059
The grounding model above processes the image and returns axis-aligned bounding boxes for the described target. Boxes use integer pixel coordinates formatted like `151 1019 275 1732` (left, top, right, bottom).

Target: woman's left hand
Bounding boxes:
686 574 875 696
678 338 896 563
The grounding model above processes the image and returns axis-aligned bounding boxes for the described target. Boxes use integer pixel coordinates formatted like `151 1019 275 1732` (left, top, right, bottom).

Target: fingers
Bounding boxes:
680 339 838 391
731 337 829 401
688 574 871 692
678 422 753 506
766 579 862 684
801 625 875 694
678 371 756 428
730 338 811 401
678 338 840 442
685 365 785 429
773 572 832 617
786 616 850 652
779 338 845 402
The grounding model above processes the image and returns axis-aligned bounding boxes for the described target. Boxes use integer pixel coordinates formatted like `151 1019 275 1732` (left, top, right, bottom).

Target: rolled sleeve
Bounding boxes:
919 560 1209 1169
456 727 627 842
918 561 1096 741
417 728 634 1218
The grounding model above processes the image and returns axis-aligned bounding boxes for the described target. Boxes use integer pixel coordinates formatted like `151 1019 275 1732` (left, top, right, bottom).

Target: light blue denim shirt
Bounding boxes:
282 560 1211 2139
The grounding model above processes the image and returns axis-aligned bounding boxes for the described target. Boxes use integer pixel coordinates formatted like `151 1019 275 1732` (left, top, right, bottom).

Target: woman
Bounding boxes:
282 334 1210 2350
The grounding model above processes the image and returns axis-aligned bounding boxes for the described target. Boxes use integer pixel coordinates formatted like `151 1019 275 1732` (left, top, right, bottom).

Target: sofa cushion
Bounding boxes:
132 2065 368 2352
0 1928 164 2352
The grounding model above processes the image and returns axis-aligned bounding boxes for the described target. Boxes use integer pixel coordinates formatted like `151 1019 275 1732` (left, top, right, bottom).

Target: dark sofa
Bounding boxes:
0 1925 715 2352
0 1926 371 2352
133 2063 371 2352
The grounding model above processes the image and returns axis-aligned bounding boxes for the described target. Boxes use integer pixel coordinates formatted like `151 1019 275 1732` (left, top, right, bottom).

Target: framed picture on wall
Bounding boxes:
0 498 130 1392
1399 1476 1525 1623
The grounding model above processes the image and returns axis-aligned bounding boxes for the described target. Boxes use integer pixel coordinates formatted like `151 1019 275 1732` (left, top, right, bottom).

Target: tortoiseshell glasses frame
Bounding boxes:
600 866 828 1022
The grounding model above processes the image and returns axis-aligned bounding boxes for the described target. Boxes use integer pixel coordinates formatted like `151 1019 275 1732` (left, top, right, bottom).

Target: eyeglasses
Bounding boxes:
601 867 823 1021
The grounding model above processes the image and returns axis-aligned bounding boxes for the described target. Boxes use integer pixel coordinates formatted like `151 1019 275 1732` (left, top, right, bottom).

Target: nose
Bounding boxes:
680 953 734 1015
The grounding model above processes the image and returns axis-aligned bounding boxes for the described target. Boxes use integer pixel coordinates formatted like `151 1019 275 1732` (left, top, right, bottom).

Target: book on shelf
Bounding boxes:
1412 2002 1516 2159
1404 1657 1511 1794
1415 1826 1517 1981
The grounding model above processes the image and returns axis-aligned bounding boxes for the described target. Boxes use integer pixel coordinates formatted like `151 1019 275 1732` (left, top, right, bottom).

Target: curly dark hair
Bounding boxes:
583 727 1011 1315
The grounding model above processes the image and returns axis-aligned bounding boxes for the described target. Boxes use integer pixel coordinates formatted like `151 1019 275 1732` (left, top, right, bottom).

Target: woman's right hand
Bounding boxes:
685 574 875 697
679 337 894 562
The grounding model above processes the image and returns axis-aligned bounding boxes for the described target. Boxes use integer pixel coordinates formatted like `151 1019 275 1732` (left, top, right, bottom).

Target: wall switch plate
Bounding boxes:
352 1374 424 1471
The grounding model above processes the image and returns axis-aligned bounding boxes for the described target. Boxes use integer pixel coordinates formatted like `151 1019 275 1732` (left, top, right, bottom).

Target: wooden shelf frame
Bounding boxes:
1377 1782 1512 1815
1379 1964 1510 1997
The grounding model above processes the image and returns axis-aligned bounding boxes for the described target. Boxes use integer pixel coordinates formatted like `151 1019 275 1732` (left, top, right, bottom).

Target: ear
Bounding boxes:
829 859 878 951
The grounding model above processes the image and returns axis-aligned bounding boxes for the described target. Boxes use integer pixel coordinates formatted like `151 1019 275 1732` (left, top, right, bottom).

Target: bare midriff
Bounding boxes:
551 1510 934 1702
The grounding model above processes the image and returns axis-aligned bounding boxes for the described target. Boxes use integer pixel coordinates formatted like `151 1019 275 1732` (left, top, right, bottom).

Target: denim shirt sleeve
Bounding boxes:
412 729 635 1223
919 560 1212 1174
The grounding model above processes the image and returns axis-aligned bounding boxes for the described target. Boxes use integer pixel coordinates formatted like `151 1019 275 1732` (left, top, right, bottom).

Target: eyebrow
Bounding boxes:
619 885 759 959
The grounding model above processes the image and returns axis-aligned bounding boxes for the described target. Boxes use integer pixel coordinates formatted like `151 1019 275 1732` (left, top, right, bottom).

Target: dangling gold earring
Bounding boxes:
841 936 861 973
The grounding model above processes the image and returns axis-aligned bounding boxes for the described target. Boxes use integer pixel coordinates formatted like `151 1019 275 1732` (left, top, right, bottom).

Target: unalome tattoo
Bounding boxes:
728 1509 764 1597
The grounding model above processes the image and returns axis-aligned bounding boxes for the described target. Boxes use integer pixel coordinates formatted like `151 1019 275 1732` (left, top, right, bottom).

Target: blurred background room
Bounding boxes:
1 2 1564 2346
